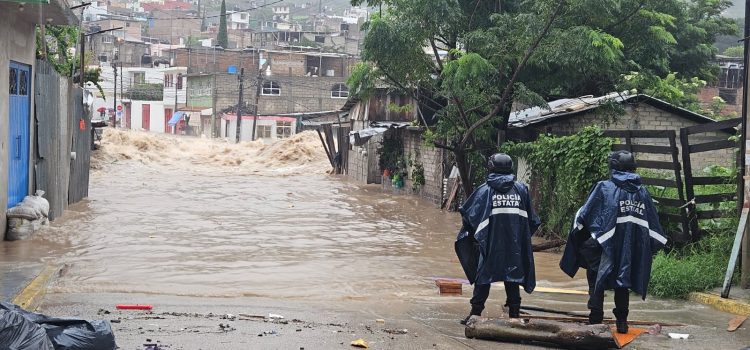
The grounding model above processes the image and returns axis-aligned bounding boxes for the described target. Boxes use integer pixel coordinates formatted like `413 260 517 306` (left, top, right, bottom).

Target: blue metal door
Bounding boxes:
7 62 30 208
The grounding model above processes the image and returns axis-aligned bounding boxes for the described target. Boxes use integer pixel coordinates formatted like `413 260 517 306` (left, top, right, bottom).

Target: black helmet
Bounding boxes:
488 153 513 174
608 150 637 172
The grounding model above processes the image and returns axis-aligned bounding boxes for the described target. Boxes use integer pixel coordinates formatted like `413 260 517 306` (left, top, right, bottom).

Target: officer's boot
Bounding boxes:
508 304 521 318
613 308 629 334
588 309 604 325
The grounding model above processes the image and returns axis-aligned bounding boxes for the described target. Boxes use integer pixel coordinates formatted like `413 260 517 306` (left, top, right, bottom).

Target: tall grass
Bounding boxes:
649 227 738 298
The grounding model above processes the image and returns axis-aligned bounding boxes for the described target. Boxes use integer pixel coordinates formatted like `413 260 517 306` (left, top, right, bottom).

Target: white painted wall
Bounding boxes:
128 100 166 133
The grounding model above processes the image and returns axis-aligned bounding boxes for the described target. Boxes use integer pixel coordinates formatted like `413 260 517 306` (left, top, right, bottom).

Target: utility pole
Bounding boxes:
211 73 217 138
112 63 117 127
250 62 266 141
235 67 245 143
174 73 180 134
740 0 750 289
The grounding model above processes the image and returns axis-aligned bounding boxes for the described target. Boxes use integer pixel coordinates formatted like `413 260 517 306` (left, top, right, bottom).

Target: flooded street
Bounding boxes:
9 130 750 349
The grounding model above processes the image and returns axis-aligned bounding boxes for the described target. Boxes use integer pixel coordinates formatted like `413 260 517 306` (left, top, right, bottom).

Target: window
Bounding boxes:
102 36 113 43
276 121 292 139
126 22 130 27
257 125 272 139
176 75 183 90
240 13 247 20
133 72 145 84
164 74 173 88
331 83 348 98
314 35 325 43
9 67 17 95
262 81 281 96
19 70 27 96
98 55 108 62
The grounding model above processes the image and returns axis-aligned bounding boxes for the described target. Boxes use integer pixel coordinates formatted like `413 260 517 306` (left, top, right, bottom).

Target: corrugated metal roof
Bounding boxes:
508 92 715 128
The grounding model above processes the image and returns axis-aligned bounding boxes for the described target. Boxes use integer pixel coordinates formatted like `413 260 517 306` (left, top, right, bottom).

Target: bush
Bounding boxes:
502 126 613 238
649 228 737 298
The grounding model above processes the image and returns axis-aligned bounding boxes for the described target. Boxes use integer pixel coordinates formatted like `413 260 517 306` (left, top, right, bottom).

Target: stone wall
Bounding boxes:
530 103 737 171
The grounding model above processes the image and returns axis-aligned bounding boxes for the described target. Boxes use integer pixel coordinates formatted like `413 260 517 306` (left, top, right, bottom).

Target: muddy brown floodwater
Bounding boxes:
36 129 577 303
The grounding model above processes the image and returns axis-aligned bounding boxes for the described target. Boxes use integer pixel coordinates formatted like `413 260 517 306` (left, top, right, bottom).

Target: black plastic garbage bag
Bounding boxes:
0 308 55 350
0 303 116 350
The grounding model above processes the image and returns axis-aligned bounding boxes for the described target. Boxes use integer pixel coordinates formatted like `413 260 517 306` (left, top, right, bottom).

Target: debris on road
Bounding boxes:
350 338 369 348
728 316 747 332
647 324 662 335
258 330 278 337
668 333 690 339
269 313 284 319
375 319 385 324
116 304 153 310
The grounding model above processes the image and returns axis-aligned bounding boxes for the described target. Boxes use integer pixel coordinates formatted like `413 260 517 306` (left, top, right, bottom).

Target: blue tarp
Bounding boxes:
167 112 185 126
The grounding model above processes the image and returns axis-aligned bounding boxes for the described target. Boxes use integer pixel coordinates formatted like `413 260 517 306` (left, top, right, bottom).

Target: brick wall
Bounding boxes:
531 103 736 170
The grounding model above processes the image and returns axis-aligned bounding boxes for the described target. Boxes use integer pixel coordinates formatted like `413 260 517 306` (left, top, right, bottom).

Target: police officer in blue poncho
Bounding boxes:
455 153 541 324
560 151 667 334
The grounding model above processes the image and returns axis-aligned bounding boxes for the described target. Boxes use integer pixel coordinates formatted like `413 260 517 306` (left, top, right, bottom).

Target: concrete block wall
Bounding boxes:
535 103 737 171
347 133 382 184
214 75 350 115
401 130 445 205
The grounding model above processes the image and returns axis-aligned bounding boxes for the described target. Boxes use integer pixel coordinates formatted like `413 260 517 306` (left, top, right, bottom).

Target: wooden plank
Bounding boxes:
689 140 738 154
695 193 737 204
722 208 749 298
692 176 734 185
316 129 334 167
612 144 673 154
636 160 675 170
680 128 700 240
697 210 731 220
652 197 684 207
602 130 674 138
641 177 678 187
683 118 741 135
442 178 461 210
660 213 684 222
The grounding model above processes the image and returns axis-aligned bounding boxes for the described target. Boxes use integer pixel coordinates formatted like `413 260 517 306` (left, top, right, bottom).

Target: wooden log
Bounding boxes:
532 239 566 252
465 316 617 350
519 315 686 327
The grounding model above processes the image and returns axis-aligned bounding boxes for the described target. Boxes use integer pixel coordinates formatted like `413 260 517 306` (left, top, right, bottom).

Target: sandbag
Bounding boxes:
0 309 55 350
6 206 40 220
6 218 36 241
0 303 116 350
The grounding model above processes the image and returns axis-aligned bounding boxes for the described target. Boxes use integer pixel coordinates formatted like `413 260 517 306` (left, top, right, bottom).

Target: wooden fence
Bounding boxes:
679 117 741 241
606 130 690 243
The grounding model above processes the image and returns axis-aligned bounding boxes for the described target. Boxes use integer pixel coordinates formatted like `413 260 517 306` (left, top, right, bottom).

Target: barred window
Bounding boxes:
262 81 281 96
331 83 348 98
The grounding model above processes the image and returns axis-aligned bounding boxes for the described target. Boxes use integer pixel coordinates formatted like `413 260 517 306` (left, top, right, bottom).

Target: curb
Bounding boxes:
11 265 59 311
688 292 750 316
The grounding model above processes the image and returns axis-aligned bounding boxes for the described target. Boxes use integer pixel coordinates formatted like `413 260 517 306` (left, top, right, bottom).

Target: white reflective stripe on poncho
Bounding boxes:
475 207 529 234
595 215 668 245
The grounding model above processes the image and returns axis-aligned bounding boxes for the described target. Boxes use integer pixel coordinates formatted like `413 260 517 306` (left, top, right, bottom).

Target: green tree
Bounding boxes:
724 45 744 57
36 25 105 98
350 0 736 195
217 0 229 48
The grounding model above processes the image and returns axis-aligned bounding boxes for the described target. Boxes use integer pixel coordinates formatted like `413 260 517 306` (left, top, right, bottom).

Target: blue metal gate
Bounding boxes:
7 61 31 208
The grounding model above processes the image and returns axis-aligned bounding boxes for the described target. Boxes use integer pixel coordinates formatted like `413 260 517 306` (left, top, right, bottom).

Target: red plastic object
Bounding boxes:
116 304 153 310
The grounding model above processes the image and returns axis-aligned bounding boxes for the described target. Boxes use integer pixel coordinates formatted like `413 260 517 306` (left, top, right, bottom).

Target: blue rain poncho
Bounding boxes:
455 173 541 293
559 170 667 299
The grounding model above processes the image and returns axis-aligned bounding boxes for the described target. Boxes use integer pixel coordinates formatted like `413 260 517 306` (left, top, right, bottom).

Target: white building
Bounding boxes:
220 115 297 143
227 11 250 30
83 1 109 21
86 66 189 133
